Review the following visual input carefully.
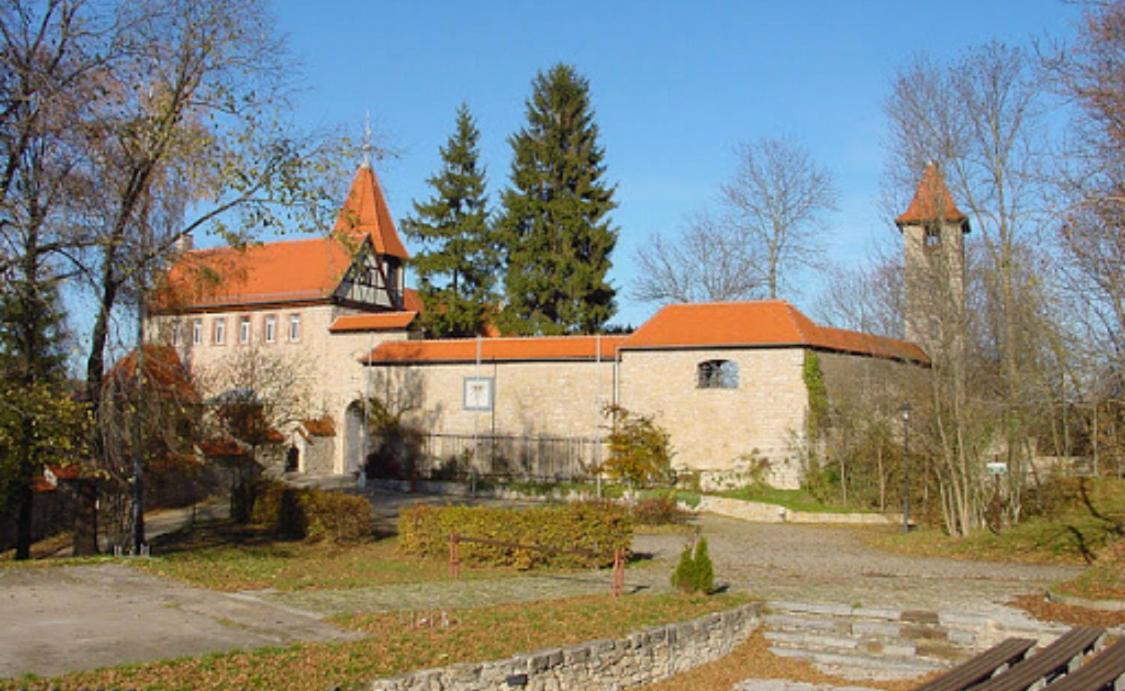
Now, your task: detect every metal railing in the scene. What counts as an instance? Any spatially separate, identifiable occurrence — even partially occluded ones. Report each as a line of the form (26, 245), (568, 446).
(419, 432), (604, 482)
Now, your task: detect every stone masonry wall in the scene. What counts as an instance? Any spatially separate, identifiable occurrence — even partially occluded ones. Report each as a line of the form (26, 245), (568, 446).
(368, 602), (762, 691)
(619, 347), (808, 489)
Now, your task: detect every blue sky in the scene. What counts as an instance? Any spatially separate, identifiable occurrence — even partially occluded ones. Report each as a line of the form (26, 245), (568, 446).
(271, 0), (1080, 328)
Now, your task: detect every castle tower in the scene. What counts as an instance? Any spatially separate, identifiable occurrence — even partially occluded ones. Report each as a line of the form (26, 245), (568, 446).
(895, 163), (970, 356)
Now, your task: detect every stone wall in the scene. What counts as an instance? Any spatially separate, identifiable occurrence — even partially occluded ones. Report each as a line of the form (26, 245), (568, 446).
(368, 603), (762, 691)
(620, 347), (808, 489)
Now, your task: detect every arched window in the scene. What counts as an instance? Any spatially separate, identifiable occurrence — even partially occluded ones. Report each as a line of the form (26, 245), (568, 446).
(697, 359), (739, 389)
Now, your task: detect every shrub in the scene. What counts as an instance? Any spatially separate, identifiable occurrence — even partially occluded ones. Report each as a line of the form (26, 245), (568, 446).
(251, 481), (373, 543)
(671, 536), (715, 594)
(603, 404), (674, 487)
(632, 494), (685, 525)
(398, 501), (632, 569)
(671, 544), (696, 592)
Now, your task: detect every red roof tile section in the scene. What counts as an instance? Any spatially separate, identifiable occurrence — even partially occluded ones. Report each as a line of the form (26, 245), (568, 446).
(403, 288), (424, 313)
(895, 163), (969, 228)
(152, 237), (352, 312)
(364, 301), (928, 365)
(333, 165), (409, 260)
(363, 334), (626, 364)
(106, 345), (199, 401)
(623, 301), (928, 363)
(329, 311), (417, 333)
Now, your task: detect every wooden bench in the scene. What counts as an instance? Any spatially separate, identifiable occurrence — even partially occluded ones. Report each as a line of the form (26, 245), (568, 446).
(975, 627), (1106, 691)
(1042, 638), (1125, 691)
(915, 637), (1037, 691)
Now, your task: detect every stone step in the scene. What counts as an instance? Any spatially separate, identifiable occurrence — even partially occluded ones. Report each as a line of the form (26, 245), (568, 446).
(763, 611), (978, 649)
(764, 630), (918, 660)
(769, 646), (944, 682)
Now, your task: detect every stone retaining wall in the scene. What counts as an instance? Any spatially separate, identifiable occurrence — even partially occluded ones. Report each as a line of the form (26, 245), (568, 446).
(368, 602), (762, 691)
(697, 496), (901, 526)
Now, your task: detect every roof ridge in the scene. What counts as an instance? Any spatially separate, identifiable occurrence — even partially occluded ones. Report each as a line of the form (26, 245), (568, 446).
(377, 333), (627, 347)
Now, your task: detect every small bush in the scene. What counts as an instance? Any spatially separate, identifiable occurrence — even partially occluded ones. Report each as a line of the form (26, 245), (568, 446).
(632, 495), (685, 525)
(398, 501), (632, 569)
(251, 481), (373, 543)
(671, 536), (715, 594)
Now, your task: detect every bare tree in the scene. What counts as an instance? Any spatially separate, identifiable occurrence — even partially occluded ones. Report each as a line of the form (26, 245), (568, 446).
(723, 137), (837, 299)
(198, 346), (314, 522)
(632, 137), (835, 306)
(631, 212), (762, 303)
(883, 43), (1060, 534)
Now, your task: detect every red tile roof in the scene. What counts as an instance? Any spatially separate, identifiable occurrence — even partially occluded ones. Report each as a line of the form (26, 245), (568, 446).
(333, 165), (409, 260)
(403, 288), (424, 313)
(329, 311), (417, 333)
(363, 301), (929, 365)
(895, 163), (969, 228)
(363, 334), (626, 364)
(152, 164), (412, 313)
(623, 301), (928, 363)
(106, 345), (199, 401)
(152, 236), (352, 312)
(301, 416), (336, 437)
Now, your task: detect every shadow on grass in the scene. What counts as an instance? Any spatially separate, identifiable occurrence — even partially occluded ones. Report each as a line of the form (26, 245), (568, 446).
(149, 519), (396, 556)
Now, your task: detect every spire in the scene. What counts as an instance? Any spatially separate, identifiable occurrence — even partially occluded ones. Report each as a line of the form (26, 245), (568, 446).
(361, 112), (373, 169)
(895, 163), (969, 231)
(333, 164), (409, 259)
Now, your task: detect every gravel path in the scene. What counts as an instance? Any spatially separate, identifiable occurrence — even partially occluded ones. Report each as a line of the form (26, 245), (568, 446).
(631, 515), (1083, 613)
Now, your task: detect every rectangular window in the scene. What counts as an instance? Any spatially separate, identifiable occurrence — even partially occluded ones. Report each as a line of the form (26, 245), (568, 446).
(171, 321), (181, 346)
(288, 314), (301, 342)
(192, 318), (203, 345)
(213, 318), (225, 345)
(264, 315), (277, 343)
(239, 316), (251, 344)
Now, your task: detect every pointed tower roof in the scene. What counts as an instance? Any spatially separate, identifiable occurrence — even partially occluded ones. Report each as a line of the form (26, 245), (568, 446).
(332, 164), (410, 259)
(895, 163), (969, 231)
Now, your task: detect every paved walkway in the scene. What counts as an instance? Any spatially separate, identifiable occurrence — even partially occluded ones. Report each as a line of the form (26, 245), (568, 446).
(0, 564), (361, 679)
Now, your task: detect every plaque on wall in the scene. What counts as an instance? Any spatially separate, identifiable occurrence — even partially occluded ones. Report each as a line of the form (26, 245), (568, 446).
(463, 377), (494, 411)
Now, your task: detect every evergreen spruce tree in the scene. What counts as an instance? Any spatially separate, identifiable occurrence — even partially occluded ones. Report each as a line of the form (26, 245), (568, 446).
(498, 64), (618, 335)
(0, 268), (87, 559)
(401, 103), (497, 337)
(671, 542), (696, 592)
(693, 537), (714, 594)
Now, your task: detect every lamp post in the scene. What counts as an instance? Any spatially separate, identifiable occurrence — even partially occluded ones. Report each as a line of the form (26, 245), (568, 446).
(900, 402), (911, 533)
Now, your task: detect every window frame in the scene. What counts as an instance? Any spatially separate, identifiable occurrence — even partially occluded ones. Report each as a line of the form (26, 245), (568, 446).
(264, 314), (277, 343)
(697, 359), (739, 389)
(239, 316), (251, 345)
(192, 318), (203, 345)
(213, 317), (226, 345)
(288, 314), (301, 343)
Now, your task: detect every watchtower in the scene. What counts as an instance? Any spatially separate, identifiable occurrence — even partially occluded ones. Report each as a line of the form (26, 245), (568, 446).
(895, 163), (970, 358)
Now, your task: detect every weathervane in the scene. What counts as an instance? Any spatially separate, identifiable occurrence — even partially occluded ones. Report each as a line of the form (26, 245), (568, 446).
(362, 111), (373, 168)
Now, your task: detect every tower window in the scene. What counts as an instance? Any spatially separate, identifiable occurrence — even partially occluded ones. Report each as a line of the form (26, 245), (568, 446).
(697, 359), (739, 389)
(924, 226), (941, 248)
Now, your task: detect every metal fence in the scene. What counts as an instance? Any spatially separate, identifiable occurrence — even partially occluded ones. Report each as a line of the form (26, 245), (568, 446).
(419, 433), (604, 482)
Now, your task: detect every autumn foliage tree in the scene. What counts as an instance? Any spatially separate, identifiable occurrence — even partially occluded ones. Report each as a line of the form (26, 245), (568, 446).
(602, 404), (673, 487)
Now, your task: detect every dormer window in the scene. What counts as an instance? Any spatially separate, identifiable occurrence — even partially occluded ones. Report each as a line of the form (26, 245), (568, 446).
(698, 359), (739, 389)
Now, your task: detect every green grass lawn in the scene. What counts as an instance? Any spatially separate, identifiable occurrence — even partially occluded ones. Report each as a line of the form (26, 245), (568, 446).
(127, 519), (509, 592)
(717, 485), (873, 514)
(9, 592), (750, 690)
(867, 478), (1124, 567)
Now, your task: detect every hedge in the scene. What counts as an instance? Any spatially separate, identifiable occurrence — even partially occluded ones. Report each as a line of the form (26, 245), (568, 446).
(398, 501), (632, 569)
(251, 481), (373, 543)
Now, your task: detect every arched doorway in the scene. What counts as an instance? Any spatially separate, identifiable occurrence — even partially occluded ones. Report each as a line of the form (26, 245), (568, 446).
(344, 401), (368, 475)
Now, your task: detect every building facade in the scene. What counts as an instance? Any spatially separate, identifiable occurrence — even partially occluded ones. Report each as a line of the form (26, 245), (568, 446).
(149, 162), (953, 489)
